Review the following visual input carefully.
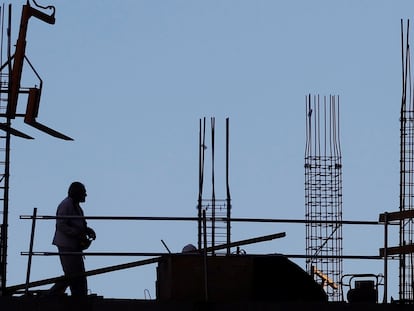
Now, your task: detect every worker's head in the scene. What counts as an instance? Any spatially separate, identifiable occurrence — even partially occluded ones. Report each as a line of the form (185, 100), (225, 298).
(68, 181), (87, 203)
(182, 244), (197, 253)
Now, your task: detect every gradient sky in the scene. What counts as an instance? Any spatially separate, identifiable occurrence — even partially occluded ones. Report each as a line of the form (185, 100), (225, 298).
(4, 0), (414, 300)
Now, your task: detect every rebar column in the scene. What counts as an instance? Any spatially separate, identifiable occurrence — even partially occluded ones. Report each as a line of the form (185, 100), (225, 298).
(197, 117), (231, 254)
(399, 19), (414, 301)
(305, 94), (343, 301)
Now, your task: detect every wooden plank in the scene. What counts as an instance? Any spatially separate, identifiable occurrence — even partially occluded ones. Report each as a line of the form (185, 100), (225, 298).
(379, 244), (414, 257)
(379, 210), (414, 222)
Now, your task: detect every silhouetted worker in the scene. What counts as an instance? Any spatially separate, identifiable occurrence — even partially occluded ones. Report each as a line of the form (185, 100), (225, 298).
(48, 181), (96, 296)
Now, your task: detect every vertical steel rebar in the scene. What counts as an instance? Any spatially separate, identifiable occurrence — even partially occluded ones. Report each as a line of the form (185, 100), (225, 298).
(197, 118), (231, 255)
(198, 118), (206, 250)
(211, 117), (215, 254)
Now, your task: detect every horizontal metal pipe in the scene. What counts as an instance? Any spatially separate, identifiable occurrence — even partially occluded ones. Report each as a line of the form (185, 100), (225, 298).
(19, 215), (384, 225)
(21, 232), (286, 257)
(21, 251), (386, 260)
(22, 252), (168, 256)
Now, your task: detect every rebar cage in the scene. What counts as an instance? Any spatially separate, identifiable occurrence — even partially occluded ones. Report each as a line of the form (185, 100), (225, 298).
(305, 94), (343, 301)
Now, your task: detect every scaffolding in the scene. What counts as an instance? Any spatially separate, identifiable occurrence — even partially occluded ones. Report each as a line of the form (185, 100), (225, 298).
(305, 94), (343, 301)
(0, 4), (9, 292)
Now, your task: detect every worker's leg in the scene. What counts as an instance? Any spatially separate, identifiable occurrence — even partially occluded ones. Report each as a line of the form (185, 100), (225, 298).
(59, 246), (87, 296)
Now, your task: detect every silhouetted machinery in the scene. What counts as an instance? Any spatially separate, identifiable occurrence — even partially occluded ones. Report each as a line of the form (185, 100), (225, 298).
(342, 274), (380, 303)
(347, 281), (377, 303)
(156, 254), (328, 303)
(0, 1), (73, 141)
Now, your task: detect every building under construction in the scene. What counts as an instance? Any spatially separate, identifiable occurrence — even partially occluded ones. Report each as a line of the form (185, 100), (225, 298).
(1, 1), (414, 310)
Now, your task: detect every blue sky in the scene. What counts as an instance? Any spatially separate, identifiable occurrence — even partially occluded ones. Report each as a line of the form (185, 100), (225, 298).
(4, 0), (414, 300)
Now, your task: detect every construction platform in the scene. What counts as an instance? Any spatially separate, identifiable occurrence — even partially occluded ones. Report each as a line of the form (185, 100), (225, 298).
(1, 296), (414, 311)
(1, 254), (406, 310)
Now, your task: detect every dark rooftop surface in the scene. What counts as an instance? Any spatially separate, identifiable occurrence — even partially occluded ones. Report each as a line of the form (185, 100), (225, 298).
(2, 296), (414, 311)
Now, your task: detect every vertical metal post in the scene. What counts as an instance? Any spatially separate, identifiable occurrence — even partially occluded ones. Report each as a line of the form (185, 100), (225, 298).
(24, 207), (37, 295)
(210, 117), (215, 254)
(225, 118), (231, 255)
(198, 119), (202, 250)
(383, 212), (388, 303)
(198, 118), (205, 250)
(202, 209), (208, 301)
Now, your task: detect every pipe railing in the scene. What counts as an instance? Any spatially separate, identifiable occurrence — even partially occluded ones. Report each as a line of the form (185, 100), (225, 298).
(13, 207), (398, 302)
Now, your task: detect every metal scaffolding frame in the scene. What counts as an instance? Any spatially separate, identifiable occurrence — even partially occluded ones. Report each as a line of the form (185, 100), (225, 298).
(305, 94), (343, 301)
